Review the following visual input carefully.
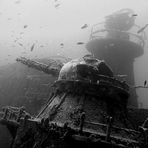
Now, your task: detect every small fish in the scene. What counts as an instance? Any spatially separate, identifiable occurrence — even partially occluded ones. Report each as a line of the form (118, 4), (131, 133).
(55, 3), (60, 8)
(24, 25), (28, 28)
(137, 24), (148, 34)
(132, 14), (138, 17)
(18, 43), (23, 46)
(30, 43), (35, 51)
(81, 24), (88, 29)
(144, 80), (147, 87)
(77, 42), (85, 45)
(15, 0), (21, 4)
(60, 43), (64, 48)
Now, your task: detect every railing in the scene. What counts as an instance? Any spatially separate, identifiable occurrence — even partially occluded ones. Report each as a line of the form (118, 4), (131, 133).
(89, 22), (146, 48)
(0, 106), (30, 122)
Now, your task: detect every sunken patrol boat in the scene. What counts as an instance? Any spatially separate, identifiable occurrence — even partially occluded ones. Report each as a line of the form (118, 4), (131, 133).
(1, 8), (148, 148)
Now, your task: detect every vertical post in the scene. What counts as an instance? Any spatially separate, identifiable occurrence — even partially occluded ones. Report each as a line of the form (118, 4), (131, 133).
(17, 108), (24, 122)
(3, 108), (8, 120)
(79, 112), (85, 134)
(105, 116), (112, 142)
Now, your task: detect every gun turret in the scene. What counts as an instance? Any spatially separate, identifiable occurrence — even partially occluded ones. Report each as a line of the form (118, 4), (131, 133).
(16, 57), (61, 76)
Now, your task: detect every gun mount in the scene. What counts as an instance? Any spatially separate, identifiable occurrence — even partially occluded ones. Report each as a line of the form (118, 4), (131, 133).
(1, 55), (148, 148)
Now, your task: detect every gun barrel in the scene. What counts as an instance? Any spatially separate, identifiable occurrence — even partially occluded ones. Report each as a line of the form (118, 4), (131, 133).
(16, 57), (59, 76)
